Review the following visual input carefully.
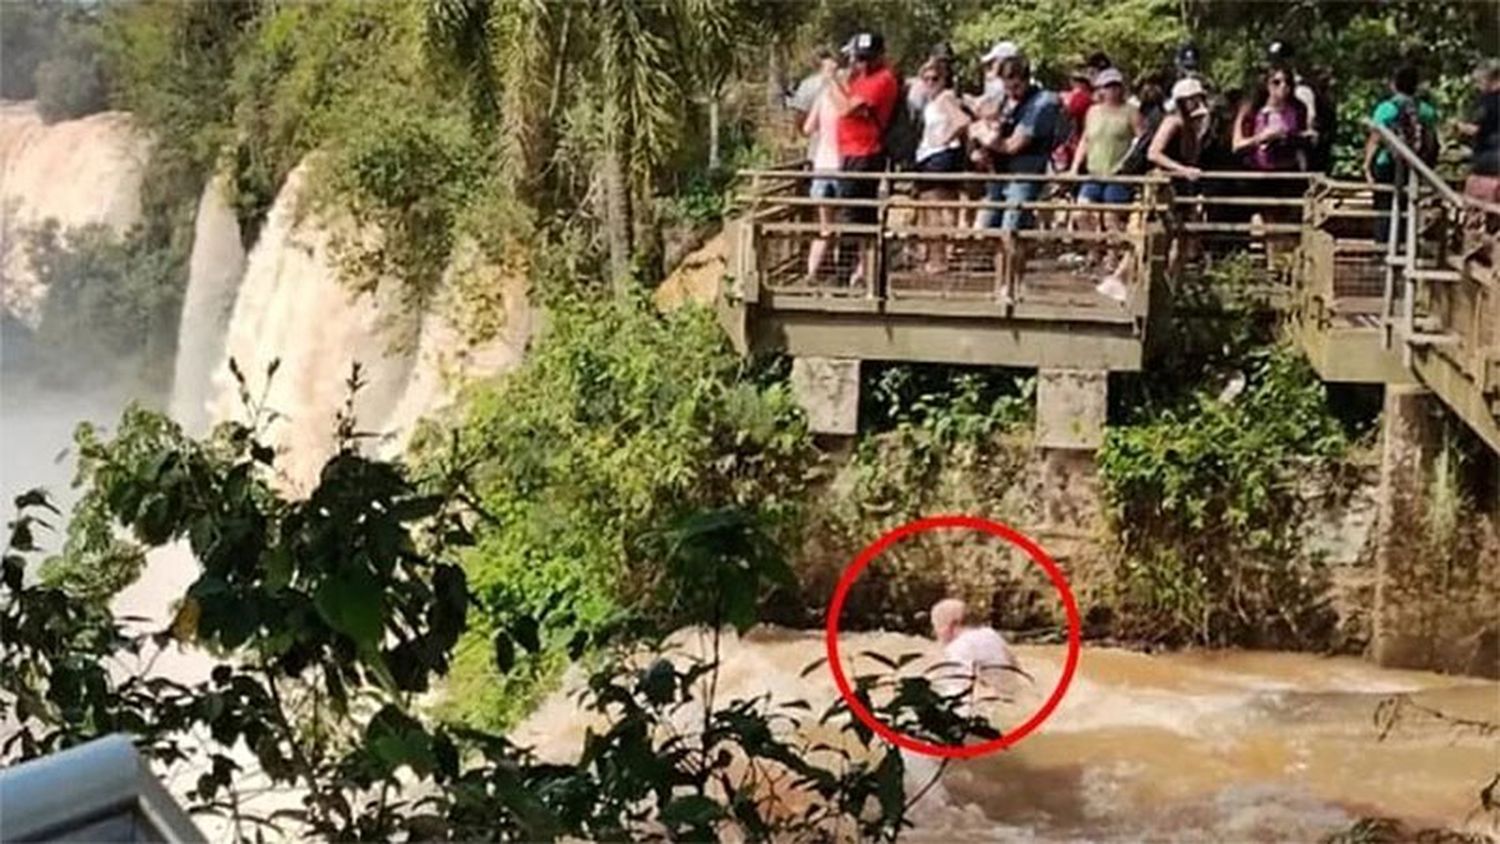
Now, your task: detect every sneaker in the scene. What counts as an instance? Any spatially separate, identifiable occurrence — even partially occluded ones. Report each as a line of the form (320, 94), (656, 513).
(1058, 251), (1088, 268)
(1095, 274), (1128, 303)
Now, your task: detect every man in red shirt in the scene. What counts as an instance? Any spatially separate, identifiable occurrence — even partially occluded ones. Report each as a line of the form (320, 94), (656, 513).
(822, 31), (899, 287)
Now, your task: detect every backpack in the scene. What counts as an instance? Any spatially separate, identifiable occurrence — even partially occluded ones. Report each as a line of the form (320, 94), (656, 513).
(884, 79), (922, 169)
(1394, 95), (1439, 166)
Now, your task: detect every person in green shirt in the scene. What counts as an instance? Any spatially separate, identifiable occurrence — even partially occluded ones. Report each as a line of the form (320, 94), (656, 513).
(1363, 66), (1439, 244)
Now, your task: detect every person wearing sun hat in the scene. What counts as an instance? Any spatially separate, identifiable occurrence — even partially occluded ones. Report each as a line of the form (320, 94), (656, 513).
(1149, 76), (1214, 184)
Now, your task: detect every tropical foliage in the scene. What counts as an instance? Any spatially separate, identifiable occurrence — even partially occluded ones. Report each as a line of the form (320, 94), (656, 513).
(2, 398), (993, 841)
(412, 293), (815, 727)
(1097, 260), (1353, 646)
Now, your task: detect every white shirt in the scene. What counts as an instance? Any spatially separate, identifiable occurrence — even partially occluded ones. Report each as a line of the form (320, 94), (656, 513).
(808, 89), (842, 171)
(1294, 77), (1318, 134)
(916, 92), (963, 162)
(943, 626), (1017, 677)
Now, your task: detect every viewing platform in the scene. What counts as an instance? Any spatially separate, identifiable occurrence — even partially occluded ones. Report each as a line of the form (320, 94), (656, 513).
(718, 131), (1500, 453)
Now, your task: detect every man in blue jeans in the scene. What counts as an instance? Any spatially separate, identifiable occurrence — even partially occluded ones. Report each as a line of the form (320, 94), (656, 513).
(972, 56), (1061, 298)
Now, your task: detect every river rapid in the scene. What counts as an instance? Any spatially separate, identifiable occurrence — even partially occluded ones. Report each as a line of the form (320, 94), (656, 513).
(515, 627), (1500, 842)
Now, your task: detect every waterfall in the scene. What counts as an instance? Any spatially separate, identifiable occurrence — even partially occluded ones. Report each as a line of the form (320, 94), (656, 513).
(0, 103), (147, 516)
(0, 102), (148, 324)
(204, 161), (418, 493)
(378, 245), (533, 456)
(168, 173), (246, 434)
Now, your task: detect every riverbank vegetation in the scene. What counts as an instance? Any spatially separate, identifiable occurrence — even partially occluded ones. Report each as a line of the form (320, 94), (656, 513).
(412, 293), (815, 727)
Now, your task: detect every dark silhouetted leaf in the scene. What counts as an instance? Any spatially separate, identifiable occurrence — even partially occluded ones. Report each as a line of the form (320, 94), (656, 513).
(661, 794), (724, 829)
(493, 631), (516, 673)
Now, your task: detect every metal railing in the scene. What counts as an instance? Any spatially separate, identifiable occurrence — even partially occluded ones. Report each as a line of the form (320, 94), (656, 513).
(732, 170), (1173, 322)
(1366, 117), (1500, 391)
(727, 152), (1500, 446)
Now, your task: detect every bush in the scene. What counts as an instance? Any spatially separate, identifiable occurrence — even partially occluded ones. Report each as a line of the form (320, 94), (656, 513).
(26, 221), (183, 391)
(1098, 344), (1350, 646)
(34, 23), (108, 123)
(322, 104), (489, 309)
(1, 1), (63, 100)
(412, 293), (815, 727)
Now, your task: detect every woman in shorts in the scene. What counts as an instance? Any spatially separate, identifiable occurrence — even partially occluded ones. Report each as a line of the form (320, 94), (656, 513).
(1069, 67), (1140, 296)
(912, 57), (970, 273)
(801, 50), (843, 281)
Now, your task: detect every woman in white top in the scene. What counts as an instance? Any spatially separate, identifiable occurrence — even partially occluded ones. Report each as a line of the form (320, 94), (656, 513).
(913, 57), (970, 274)
(800, 51), (843, 281)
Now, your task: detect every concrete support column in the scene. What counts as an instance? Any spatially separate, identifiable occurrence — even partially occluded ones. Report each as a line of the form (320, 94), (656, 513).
(791, 357), (860, 436)
(1035, 369), (1108, 530)
(1372, 385), (1437, 668)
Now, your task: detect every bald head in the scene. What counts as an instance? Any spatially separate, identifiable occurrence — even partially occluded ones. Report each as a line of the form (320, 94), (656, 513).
(931, 598), (967, 644)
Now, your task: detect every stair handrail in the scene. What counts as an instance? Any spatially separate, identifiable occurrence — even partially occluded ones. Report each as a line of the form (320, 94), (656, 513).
(1364, 118), (1500, 214)
(1364, 117), (1498, 376)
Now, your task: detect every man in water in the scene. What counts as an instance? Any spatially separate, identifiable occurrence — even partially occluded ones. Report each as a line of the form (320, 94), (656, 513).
(930, 598), (1029, 699)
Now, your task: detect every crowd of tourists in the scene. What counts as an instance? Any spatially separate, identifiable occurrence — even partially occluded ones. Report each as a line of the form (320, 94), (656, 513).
(787, 32), (1500, 297)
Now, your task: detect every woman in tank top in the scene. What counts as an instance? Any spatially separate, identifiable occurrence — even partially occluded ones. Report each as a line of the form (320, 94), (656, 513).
(913, 57), (970, 274)
(800, 51), (844, 282)
(1233, 67), (1308, 180)
(1068, 67), (1141, 298)
(1232, 67), (1308, 267)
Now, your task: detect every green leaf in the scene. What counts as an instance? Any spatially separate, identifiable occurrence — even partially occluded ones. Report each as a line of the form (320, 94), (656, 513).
(8, 518), (36, 553)
(313, 566), (385, 651)
(2, 554), (22, 591)
(13, 488), (55, 513)
(263, 547), (293, 591)
(639, 658), (676, 705)
(799, 657), (827, 678)
(366, 704), (435, 775)
(660, 794), (724, 830)
(874, 750), (906, 820)
(567, 629), (590, 660)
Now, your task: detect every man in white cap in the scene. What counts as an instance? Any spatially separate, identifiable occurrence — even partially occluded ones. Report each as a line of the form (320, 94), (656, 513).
(965, 41), (1023, 228)
(966, 39), (1021, 114)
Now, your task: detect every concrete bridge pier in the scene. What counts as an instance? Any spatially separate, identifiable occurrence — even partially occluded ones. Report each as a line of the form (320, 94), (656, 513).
(790, 356), (861, 436)
(1372, 385), (1438, 669)
(1036, 368), (1108, 531)
(1373, 385), (1500, 676)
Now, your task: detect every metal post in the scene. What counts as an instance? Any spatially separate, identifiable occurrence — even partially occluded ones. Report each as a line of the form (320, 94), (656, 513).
(1403, 163), (1421, 368)
(1381, 163), (1403, 349)
(874, 173), (889, 301)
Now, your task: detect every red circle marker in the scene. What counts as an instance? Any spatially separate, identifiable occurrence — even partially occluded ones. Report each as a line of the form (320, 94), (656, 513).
(823, 514), (1081, 759)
